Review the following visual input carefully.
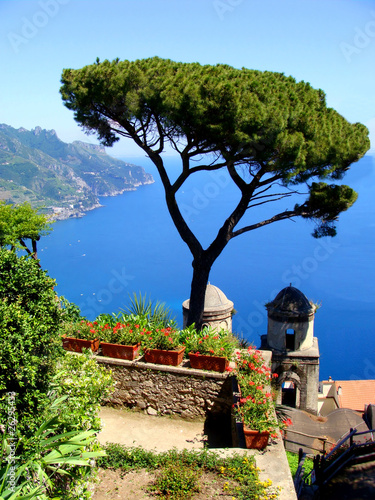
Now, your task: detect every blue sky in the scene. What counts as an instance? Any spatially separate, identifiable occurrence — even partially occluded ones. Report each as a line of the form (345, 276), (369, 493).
(1, 0), (374, 157)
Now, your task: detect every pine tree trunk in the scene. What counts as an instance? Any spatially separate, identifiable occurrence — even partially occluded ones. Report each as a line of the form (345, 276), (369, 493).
(186, 258), (212, 329)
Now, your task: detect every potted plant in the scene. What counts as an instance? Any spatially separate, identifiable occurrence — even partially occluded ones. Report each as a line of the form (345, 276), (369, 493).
(99, 321), (143, 360)
(184, 326), (238, 372)
(234, 346), (279, 449)
(141, 327), (185, 366)
(61, 320), (100, 353)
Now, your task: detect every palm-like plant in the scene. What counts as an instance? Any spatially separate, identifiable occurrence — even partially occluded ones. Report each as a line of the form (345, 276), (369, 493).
(0, 396), (105, 499)
(123, 292), (177, 328)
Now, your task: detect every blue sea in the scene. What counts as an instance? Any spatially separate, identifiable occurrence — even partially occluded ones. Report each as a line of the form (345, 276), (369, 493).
(39, 154), (375, 382)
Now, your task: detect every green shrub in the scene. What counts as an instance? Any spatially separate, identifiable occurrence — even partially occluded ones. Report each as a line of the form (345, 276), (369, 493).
(98, 445), (280, 499)
(153, 462), (201, 499)
(49, 350), (114, 432)
(0, 249), (63, 434)
(286, 451), (314, 479)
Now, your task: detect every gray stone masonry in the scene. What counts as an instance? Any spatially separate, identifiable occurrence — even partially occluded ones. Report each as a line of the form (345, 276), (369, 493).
(96, 356), (234, 419)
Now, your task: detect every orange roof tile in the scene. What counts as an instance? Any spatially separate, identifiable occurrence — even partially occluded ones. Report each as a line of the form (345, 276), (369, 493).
(335, 380), (375, 412)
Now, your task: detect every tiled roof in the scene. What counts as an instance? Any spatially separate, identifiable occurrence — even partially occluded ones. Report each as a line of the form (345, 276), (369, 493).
(335, 380), (375, 412)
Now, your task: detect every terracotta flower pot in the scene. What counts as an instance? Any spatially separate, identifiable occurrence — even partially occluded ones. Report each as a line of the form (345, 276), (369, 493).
(188, 353), (228, 372)
(144, 347), (185, 366)
(101, 342), (141, 360)
(243, 425), (270, 450)
(62, 336), (99, 353)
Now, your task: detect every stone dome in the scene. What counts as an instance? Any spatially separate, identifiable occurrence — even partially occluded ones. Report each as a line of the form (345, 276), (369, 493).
(267, 285), (315, 319)
(182, 284), (234, 331)
(203, 284), (233, 312)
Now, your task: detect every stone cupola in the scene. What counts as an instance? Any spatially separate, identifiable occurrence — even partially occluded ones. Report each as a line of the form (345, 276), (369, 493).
(182, 284), (234, 332)
(263, 284), (320, 415)
(266, 285), (316, 352)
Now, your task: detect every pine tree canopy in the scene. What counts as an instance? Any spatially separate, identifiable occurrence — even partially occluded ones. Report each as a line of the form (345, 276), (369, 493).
(60, 57), (370, 326)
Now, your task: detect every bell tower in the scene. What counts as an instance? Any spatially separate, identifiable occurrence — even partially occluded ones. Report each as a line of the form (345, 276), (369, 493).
(261, 285), (320, 415)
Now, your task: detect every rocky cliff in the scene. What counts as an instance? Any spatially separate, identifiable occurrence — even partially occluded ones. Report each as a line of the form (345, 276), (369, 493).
(0, 124), (154, 219)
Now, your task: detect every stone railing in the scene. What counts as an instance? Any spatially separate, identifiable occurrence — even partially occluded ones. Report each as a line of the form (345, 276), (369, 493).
(96, 355), (234, 420)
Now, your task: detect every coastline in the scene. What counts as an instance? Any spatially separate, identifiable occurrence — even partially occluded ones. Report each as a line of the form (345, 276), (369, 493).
(49, 178), (155, 221)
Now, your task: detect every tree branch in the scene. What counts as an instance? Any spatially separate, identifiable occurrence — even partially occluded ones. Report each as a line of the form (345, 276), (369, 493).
(247, 193), (293, 209)
(232, 209), (300, 237)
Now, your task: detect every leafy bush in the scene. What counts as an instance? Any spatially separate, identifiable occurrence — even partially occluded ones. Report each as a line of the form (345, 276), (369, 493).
(49, 350), (114, 432)
(153, 462), (201, 499)
(60, 296), (83, 323)
(0, 249), (63, 434)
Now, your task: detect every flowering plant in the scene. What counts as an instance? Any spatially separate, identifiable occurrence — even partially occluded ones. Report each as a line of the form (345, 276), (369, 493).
(60, 320), (100, 341)
(99, 321), (143, 346)
(183, 326), (239, 361)
(234, 346), (279, 435)
(140, 326), (183, 351)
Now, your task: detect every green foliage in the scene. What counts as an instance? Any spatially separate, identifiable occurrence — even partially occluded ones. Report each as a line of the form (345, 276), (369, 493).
(0, 201), (51, 256)
(97, 443), (162, 471)
(0, 249), (63, 433)
(297, 182), (359, 237)
(286, 451), (314, 479)
(60, 295), (83, 322)
(182, 325), (239, 361)
(60, 57), (369, 175)
(140, 326), (183, 351)
(124, 292), (177, 328)
(60, 319), (100, 341)
(152, 462), (201, 499)
(99, 319), (144, 345)
(98, 445), (279, 499)
(0, 396), (105, 500)
(234, 347), (279, 434)
(49, 351), (114, 432)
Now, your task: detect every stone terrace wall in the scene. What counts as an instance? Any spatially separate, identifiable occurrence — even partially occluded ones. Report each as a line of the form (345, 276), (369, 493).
(96, 356), (233, 420)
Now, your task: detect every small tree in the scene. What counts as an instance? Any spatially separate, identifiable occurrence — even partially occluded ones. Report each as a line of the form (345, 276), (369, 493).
(0, 201), (52, 262)
(60, 57), (370, 328)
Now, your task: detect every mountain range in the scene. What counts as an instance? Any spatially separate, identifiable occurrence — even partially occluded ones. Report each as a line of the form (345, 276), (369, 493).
(0, 124), (154, 219)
